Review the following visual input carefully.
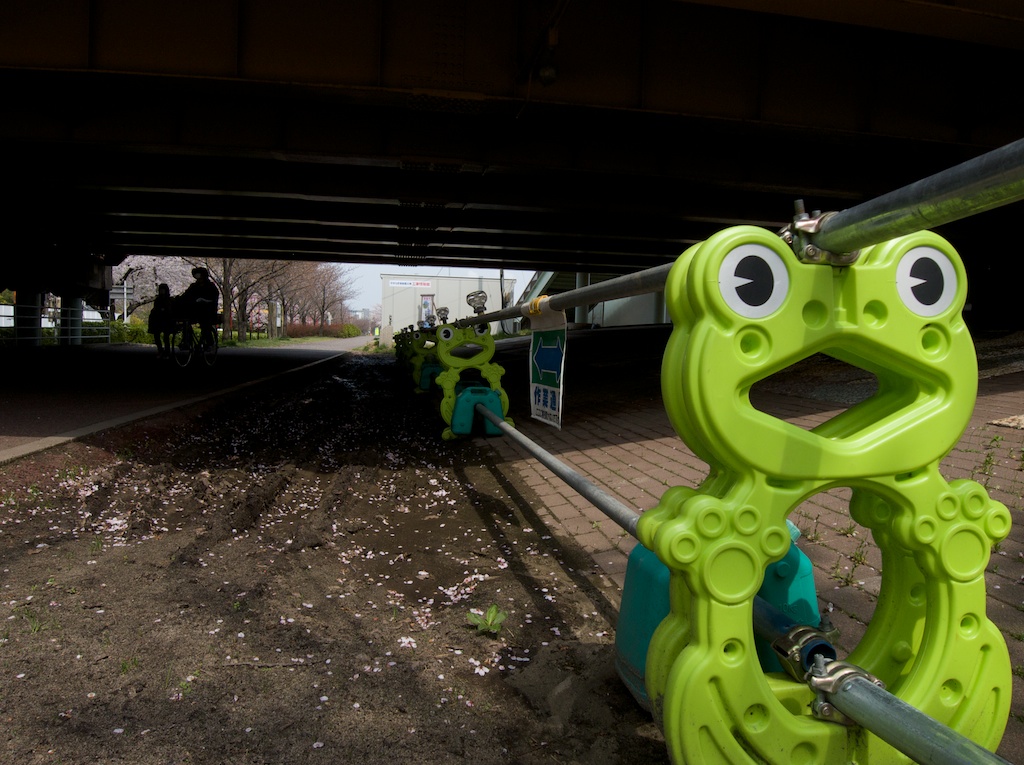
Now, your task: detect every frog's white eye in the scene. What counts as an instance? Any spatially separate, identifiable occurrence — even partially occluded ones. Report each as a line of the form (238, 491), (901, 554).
(718, 243), (789, 319)
(474, 324), (489, 336)
(896, 247), (958, 317)
(438, 327), (455, 341)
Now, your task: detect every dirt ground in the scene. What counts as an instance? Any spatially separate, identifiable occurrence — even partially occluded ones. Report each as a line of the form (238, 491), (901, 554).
(0, 353), (669, 764)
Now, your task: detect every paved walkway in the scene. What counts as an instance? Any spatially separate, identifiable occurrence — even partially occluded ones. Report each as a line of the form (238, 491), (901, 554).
(477, 344), (1024, 762)
(0, 338), (368, 463)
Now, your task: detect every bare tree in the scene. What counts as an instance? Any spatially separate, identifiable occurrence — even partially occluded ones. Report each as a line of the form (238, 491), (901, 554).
(292, 264), (321, 326)
(270, 262), (355, 334)
(264, 262), (315, 335)
(307, 264), (356, 334)
(269, 262), (320, 337)
(195, 258), (292, 342)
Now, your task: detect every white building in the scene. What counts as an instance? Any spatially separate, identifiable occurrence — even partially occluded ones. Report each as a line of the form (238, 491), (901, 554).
(380, 273), (515, 343)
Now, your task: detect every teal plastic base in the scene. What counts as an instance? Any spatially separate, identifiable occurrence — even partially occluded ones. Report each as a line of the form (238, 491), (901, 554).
(754, 524), (820, 673)
(419, 362), (442, 391)
(615, 542), (671, 711)
(450, 386), (505, 436)
(614, 520), (819, 711)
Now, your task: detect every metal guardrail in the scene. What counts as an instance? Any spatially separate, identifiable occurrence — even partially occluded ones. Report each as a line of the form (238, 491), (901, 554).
(820, 668), (1014, 765)
(51, 307), (113, 345)
(807, 136), (1024, 259)
(0, 305), (113, 346)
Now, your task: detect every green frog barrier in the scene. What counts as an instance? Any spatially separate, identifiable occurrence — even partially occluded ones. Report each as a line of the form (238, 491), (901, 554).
(639, 225), (1011, 764)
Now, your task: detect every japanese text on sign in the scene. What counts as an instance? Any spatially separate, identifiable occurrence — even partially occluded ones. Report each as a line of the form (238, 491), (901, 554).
(529, 319), (566, 429)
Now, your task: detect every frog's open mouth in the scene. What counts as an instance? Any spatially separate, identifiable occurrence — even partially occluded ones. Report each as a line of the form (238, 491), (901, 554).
(450, 341), (487, 361)
(750, 353), (880, 430)
(746, 343), (946, 450)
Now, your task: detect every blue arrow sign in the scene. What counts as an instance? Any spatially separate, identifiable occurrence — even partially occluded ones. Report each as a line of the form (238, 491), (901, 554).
(529, 318), (566, 429)
(532, 333), (564, 385)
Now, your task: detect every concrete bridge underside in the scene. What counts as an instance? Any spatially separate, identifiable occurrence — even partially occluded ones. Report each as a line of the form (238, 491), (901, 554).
(3, 0), (1024, 330)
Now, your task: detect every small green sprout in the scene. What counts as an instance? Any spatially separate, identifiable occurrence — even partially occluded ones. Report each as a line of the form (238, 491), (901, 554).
(467, 604), (507, 635)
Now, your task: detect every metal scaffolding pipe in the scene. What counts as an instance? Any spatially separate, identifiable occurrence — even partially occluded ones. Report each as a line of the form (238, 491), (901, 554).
(474, 402), (639, 537)
(752, 599), (837, 676)
(455, 263), (674, 329)
(825, 674), (1013, 765)
(813, 136), (1024, 256)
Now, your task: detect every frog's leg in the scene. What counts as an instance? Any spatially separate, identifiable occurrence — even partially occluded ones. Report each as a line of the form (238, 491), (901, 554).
(479, 362), (512, 424)
(855, 473), (1011, 747)
(642, 480), (856, 765)
(436, 367), (460, 439)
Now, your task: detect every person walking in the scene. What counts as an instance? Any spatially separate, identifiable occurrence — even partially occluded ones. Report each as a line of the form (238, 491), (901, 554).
(148, 283), (175, 358)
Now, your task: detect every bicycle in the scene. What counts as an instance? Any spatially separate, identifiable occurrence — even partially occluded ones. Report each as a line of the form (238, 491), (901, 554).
(171, 319), (219, 368)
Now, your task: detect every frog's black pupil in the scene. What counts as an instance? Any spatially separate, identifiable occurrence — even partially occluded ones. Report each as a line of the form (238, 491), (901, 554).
(736, 255), (773, 307)
(910, 257), (943, 306)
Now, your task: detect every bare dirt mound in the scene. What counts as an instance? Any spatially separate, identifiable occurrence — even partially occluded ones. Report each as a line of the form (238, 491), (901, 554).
(0, 353), (667, 764)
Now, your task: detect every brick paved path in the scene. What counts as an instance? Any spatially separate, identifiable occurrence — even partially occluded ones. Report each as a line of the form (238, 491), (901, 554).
(478, 353), (1024, 762)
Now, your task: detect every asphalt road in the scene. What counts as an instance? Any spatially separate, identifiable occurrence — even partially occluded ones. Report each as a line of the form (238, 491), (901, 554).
(0, 336), (371, 463)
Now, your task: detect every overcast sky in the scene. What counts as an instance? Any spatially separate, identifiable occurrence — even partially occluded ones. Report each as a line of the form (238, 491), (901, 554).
(344, 263), (536, 311)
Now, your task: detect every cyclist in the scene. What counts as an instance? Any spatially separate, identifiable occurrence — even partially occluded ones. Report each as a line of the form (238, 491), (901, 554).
(177, 266), (219, 348)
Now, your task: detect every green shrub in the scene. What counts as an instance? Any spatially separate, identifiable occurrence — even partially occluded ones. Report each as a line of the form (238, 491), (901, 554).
(284, 322), (363, 339)
(110, 320), (151, 344)
(0, 320), (147, 346)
